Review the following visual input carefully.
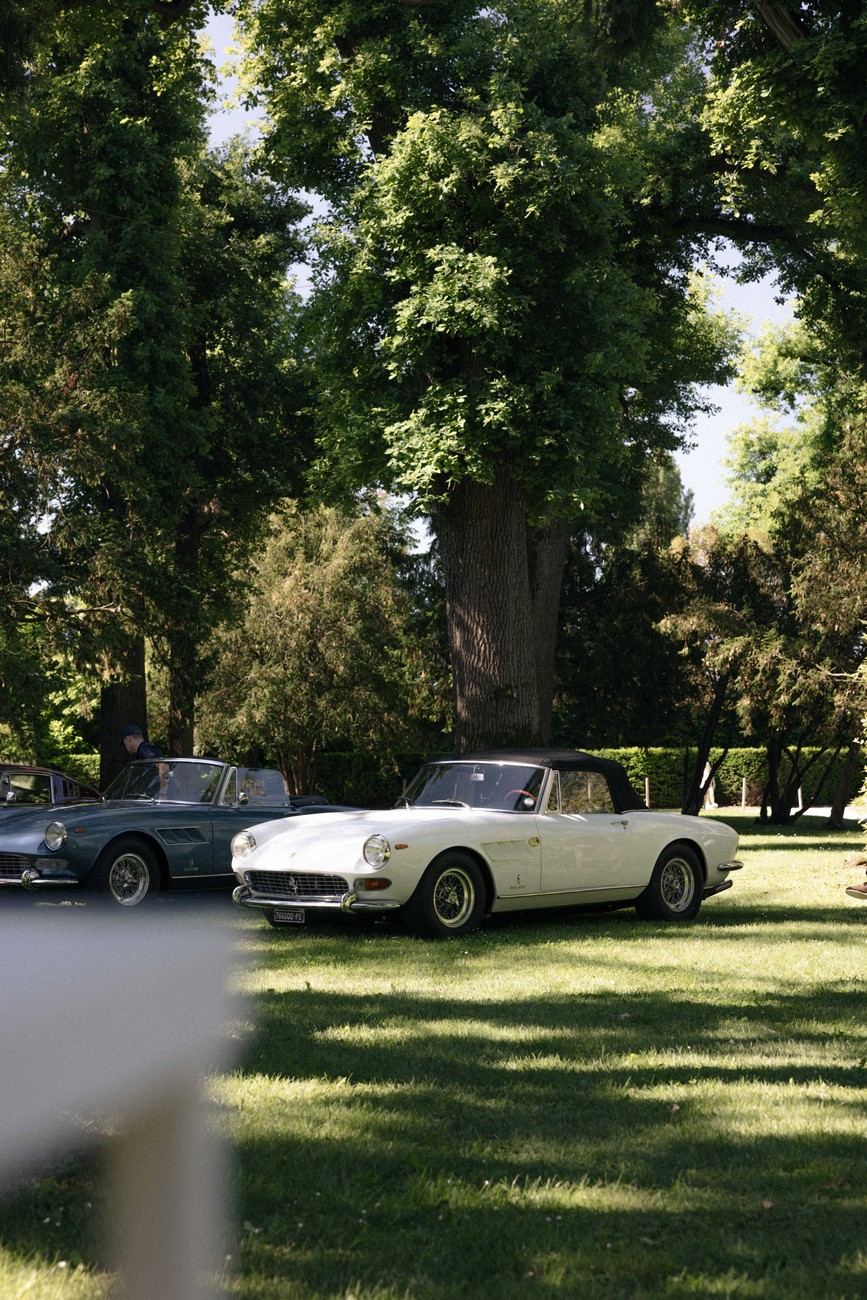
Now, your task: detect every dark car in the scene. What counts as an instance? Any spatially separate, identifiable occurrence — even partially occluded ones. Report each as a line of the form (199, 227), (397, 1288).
(0, 757), (350, 906)
(0, 764), (100, 810)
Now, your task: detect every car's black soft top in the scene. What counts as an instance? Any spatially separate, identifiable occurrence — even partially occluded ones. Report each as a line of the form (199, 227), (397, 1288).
(430, 748), (646, 813)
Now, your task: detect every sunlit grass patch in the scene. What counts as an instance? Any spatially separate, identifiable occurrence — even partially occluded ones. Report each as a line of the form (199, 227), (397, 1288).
(0, 1257), (114, 1300)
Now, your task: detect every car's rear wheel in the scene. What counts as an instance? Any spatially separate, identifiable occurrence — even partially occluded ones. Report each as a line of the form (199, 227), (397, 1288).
(88, 837), (160, 906)
(635, 844), (702, 922)
(402, 852), (486, 938)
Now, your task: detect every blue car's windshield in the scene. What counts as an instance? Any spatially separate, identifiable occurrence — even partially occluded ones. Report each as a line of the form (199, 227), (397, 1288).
(399, 762), (546, 812)
(103, 760), (225, 805)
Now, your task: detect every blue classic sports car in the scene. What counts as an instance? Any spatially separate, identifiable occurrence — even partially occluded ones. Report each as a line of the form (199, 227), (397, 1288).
(0, 757), (347, 906)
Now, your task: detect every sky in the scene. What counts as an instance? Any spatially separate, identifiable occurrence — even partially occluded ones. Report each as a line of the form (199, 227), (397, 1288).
(202, 14), (795, 530)
(675, 270), (793, 527)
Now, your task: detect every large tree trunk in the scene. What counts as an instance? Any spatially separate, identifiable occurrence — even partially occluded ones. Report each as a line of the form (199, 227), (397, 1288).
(166, 509), (201, 757)
(763, 740), (836, 825)
(680, 671), (732, 815)
(527, 517), (570, 746)
(99, 634), (147, 788)
(757, 1), (807, 51)
(167, 642), (196, 757)
(434, 473), (542, 750)
(278, 742), (317, 797)
(826, 740), (861, 830)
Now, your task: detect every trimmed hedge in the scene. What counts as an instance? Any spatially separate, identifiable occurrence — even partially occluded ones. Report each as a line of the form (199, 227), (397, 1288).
(314, 751), (427, 808)
(315, 746), (866, 810)
(594, 746), (865, 810)
(62, 753), (101, 789)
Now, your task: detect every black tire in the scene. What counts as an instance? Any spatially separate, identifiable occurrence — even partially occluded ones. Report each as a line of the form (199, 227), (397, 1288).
(88, 837), (160, 907)
(401, 852), (486, 938)
(635, 844), (703, 922)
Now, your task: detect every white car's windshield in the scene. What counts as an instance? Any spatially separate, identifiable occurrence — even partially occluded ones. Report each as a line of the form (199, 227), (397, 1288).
(399, 762), (546, 811)
(103, 761), (225, 805)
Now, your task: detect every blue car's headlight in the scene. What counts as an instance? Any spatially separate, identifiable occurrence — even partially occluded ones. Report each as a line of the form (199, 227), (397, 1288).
(232, 831), (257, 860)
(363, 835), (391, 868)
(44, 821), (68, 852)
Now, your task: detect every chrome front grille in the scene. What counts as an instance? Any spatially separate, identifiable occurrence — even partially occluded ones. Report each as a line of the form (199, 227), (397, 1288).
(0, 853), (28, 880)
(247, 870), (348, 898)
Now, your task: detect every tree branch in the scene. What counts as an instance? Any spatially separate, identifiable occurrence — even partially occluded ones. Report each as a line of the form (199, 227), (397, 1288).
(757, 2), (807, 52)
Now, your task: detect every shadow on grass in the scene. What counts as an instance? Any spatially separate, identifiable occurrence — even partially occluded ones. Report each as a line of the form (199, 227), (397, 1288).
(733, 837), (863, 853)
(485, 902), (866, 930)
(0, 1151), (105, 1280)
(250, 894), (864, 938)
(224, 969), (867, 1297)
(705, 812), (864, 845)
(242, 975), (867, 1091)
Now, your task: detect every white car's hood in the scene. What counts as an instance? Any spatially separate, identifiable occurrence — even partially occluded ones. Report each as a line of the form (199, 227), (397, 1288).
(238, 806), (530, 872)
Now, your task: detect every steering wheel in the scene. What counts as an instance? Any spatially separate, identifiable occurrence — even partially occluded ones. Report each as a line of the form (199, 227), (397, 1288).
(506, 789), (535, 800)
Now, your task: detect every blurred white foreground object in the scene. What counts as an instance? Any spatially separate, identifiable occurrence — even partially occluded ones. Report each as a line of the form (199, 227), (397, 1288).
(0, 909), (239, 1299)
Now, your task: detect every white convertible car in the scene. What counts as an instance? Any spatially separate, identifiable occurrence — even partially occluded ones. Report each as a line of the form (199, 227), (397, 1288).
(231, 750), (743, 938)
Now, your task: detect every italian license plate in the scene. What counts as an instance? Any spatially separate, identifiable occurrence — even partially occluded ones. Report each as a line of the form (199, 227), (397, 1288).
(273, 908), (305, 925)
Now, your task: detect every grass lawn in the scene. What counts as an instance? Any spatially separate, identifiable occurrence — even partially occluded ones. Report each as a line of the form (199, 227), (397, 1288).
(1, 810), (866, 1298)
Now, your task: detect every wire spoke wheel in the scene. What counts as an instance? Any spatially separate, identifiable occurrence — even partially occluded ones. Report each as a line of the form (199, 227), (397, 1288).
(403, 851), (486, 938)
(659, 855), (696, 913)
(108, 852), (153, 905)
(432, 867), (476, 928)
(636, 844), (702, 922)
(89, 837), (159, 907)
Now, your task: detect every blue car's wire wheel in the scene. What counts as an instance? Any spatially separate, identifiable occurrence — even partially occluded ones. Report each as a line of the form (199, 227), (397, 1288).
(89, 837), (160, 906)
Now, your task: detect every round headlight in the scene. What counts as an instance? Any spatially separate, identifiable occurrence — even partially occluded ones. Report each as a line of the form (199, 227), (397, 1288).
(231, 830), (257, 860)
(363, 834), (391, 868)
(44, 821), (68, 852)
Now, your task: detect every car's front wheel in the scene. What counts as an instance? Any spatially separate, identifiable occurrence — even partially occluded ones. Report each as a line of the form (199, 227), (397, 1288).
(88, 837), (160, 906)
(635, 844), (702, 922)
(402, 852), (486, 938)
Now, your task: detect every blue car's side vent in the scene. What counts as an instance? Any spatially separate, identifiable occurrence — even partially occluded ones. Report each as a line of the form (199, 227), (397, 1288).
(157, 827), (209, 845)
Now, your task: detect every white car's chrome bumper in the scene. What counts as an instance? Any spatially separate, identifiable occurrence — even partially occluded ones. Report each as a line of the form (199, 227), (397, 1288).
(232, 884), (401, 914)
(702, 858), (743, 900)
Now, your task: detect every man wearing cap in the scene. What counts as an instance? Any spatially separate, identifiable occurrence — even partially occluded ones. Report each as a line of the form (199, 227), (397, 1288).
(121, 726), (164, 760)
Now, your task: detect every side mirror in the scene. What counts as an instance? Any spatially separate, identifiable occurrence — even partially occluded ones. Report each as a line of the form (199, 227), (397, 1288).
(238, 791), (249, 805)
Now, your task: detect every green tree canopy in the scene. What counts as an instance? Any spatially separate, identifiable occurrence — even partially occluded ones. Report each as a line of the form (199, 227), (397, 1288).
(197, 499), (443, 791)
(0, 1), (312, 773)
(683, 1), (867, 368)
(236, 0), (737, 748)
